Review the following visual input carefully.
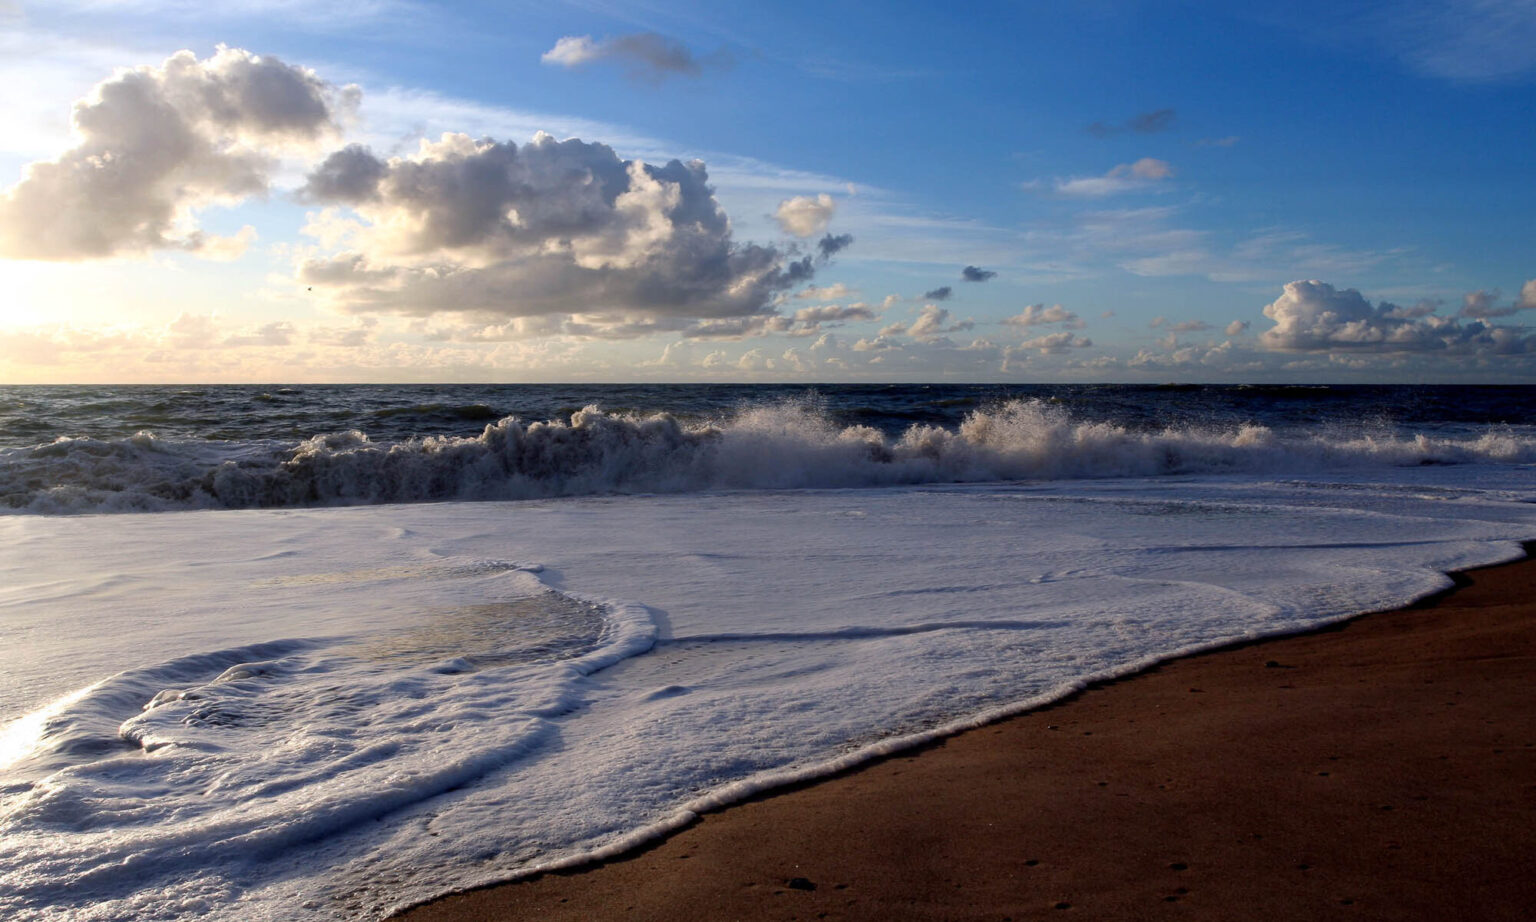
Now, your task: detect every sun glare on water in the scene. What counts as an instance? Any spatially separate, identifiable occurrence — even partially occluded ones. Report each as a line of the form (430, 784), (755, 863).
(0, 684), (96, 773)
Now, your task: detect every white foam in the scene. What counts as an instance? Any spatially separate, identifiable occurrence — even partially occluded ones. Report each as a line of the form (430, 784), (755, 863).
(3, 400), (1533, 513)
(0, 466), (1532, 919)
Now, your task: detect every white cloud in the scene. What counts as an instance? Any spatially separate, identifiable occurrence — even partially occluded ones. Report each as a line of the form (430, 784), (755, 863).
(0, 47), (355, 260)
(774, 193), (836, 237)
(907, 304), (974, 342)
(1225, 319), (1251, 337)
(1260, 279), (1536, 354)
(794, 281), (856, 301)
(542, 33), (714, 82)
(1376, 0), (1536, 81)
(296, 132), (822, 337)
(1047, 158), (1176, 198)
(1002, 304), (1084, 328)
(41, 0), (416, 28)
(1010, 331), (1094, 355)
(1032, 209), (1399, 285)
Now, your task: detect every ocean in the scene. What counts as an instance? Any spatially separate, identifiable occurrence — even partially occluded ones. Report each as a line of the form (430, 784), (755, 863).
(1, 383), (1534, 920)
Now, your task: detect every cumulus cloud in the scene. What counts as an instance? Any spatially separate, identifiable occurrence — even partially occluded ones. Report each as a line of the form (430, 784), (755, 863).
(297, 132), (825, 337)
(908, 304), (973, 341)
(923, 285), (953, 301)
(1003, 304), (1084, 328)
(541, 33), (715, 82)
(1009, 331), (1094, 355)
(1087, 108), (1176, 137)
(1048, 158), (1175, 198)
(1458, 283), (1536, 318)
(961, 265), (996, 282)
(0, 46), (353, 260)
(1260, 279), (1536, 355)
(1225, 319), (1251, 337)
(774, 193), (835, 237)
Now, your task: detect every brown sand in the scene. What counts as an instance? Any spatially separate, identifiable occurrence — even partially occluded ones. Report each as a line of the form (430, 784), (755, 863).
(395, 551), (1536, 922)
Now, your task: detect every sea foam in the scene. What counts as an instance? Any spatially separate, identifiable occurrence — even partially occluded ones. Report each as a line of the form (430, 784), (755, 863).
(4, 399), (1532, 514)
(1, 471), (1533, 920)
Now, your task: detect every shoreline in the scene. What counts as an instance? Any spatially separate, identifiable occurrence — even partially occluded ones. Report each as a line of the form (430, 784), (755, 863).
(396, 550), (1536, 920)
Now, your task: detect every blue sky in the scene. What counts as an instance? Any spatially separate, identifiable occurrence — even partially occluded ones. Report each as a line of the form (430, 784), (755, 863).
(0, 0), (1533, 382)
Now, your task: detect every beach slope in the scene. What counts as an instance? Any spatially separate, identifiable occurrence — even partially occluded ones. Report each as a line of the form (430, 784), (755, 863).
(398, 552), (1536, 921)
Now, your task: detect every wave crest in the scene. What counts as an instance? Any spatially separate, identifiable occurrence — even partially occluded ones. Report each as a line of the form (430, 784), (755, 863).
(3, 399), (1532, 514)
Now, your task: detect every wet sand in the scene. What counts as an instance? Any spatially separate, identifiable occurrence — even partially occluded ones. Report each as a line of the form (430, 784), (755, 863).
(396, 550), (1536, 921)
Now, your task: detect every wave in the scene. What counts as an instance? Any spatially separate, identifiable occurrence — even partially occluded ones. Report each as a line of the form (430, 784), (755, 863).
(2, 399), (1532, 514)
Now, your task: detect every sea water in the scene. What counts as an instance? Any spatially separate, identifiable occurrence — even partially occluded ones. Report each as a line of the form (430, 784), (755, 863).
(1, 385), (1533, 920)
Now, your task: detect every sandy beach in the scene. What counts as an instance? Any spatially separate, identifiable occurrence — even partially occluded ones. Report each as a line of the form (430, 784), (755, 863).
(396, 548), (1536, 922)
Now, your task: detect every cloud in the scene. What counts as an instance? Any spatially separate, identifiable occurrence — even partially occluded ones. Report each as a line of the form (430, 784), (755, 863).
(1375, 0), (1536, 82)
(1048, 158), (1175, 198)
(1130, 109), (1177, 133)
(1167, 319), (1211, 333)
(1037, 210), (1400, 284)
(923, 285), (953, 301)
(297, 132), (823, 337)
(1458, 283), (1536, 318)
(222, 320), (297, 347)
(1196, 136), (1242, 148)
(794, 282), (856, 301)
(0, 46), (354, 260)
(774, 193), (836, 237)
(1003, 304), (1084, 328)
(1009, 331), (1094, 355)
(961, 265), (996, 282)
(908, 304), (973, 341)
(1259, 279), (1536, 354)
(541, 33), (716, 82)
(817, 232), (853, 259)
(1225, 319), (1251, 336)
(1086, 108), (1176, 137)
(792, 303), (877, 325)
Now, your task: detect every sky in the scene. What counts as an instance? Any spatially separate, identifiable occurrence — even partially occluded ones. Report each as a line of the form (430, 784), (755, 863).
(0, 0), (1534, 384)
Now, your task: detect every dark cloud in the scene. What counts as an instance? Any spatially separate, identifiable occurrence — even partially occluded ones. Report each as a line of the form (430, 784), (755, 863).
(541, 33), (723, 83)
(1458, 285), (1536, 319)
(1260, 280), (1536, 355)
(0, 47), (353, 260)
(1086, 108), (1177, 137)
(793, 304), (877, 325)
(298, 133), (824, 338)
(1130, 108), (1177, 133)
(300, 144), (387, 204)
(817, 233), (853, 260)
(923, 285), (953, 301)
(961, 265), (996, 282)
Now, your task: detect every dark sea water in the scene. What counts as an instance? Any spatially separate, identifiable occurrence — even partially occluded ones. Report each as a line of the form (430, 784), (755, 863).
(2, 383), (1533, 513)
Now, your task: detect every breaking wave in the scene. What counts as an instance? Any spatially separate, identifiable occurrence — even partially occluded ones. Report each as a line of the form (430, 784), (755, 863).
(3, 399), (1533, 514)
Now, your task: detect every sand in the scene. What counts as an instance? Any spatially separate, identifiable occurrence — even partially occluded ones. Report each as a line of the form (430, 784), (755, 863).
(394, 550), (1536, 921)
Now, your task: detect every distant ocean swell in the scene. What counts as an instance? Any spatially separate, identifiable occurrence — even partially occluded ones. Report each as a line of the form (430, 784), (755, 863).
(3, 399), (1533, 514)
